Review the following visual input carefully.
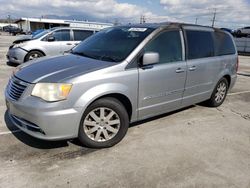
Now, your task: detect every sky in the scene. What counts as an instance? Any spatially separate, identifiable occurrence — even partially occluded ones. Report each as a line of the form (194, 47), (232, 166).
(0, 0), (249, 28)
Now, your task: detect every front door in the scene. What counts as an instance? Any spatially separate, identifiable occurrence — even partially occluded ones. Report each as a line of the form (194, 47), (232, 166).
(42, 29), (73, 56)
(138, 30), (187, 120)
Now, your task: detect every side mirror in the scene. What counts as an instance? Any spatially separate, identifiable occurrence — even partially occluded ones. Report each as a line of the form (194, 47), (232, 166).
(47, 36), (55, 42)
(142, 52), (159, 66)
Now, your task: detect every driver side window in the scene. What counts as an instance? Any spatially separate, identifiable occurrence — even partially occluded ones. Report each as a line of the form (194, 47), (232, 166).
(144, 30), (183, 64)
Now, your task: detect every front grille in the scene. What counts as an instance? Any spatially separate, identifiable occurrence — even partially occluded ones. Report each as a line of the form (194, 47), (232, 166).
(7, 77), (28, 101)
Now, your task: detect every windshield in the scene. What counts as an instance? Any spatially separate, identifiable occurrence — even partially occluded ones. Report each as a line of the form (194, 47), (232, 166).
(71, 26), (155, 62)
(32, 30), (50, 39)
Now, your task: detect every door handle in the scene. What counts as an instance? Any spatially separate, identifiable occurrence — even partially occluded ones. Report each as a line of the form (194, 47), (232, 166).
(66, 43), (73, 45)
(175, 68), (185, 73)
(189, 66), (197, 71)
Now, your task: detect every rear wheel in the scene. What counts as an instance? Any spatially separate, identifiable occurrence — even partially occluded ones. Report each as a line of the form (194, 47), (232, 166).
(25, 51), (44, 62)
(206, 78), (229, 107)
(78, 98), (129, 148)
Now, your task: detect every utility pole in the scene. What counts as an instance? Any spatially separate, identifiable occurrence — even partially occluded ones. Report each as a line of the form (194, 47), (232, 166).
(8, 15), (11, 25)
(140, 15), (146, 24)
(211, 8), (217, 27)
(195, 17), (198, 25)
(142, 15), (146, 23)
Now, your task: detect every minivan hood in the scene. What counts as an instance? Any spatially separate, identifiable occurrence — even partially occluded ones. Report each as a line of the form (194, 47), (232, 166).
(15, 54), (115, 83)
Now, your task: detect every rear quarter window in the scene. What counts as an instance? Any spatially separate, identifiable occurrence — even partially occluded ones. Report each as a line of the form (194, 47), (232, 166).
(214, 32), (236, 56)
(73, 30), (93, 41)
(186, 30), (214, 59)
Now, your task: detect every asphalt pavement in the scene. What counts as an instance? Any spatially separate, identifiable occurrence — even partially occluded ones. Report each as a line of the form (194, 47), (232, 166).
(0, 33), (250, 188)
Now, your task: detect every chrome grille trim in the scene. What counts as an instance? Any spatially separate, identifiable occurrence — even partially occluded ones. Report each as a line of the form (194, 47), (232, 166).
(7, 77), (28, 101)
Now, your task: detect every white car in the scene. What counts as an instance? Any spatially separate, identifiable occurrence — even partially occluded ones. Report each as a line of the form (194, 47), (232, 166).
(237, 27), (250, 36)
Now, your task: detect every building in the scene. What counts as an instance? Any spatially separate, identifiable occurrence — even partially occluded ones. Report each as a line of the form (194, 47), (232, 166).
(15, 17), (113, 33)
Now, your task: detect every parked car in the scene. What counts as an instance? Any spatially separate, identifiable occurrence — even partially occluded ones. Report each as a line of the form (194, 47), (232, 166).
(6, 27), (99, 64)
(3, 25), (24, 35)
(236, 27), (250, 37)
(5, 23), (238, 148)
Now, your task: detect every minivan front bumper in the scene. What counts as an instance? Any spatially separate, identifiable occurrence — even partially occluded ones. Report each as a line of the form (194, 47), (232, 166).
(5, 92), (83, 141)
(7, 47), (27, 64)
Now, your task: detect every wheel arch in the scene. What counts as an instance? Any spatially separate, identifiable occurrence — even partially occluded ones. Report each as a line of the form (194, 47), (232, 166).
(88, 93), (133, 121)
(24, 49), (46, 62)
(223, 74), (231, 87)
(74, 82), (136, 123)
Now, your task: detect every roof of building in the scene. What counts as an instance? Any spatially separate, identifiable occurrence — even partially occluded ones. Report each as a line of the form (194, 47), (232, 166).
(15, 17), (113, 26)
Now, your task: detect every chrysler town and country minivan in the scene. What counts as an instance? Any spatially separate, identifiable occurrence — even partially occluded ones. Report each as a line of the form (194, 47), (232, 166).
(5, 23), (238, 148)
(7, 27), (100, 64)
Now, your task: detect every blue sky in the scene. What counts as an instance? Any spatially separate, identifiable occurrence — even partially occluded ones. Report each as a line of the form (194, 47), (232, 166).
(0, 0), (249, 28)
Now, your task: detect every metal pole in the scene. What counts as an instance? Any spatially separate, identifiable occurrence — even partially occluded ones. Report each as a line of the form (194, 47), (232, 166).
(212, 8), (217, 27)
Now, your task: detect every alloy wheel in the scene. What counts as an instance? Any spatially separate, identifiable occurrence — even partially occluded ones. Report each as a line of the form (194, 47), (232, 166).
(83, 107), (121, 142)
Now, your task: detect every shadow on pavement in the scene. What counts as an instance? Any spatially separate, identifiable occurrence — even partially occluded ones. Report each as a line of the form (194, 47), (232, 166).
(6, 61), (18, 67)
(4, 105), (196, 150)
(130, 105), (195, 127)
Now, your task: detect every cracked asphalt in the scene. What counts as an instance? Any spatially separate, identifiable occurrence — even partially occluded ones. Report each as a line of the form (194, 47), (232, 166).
(0, 33), (250, 188)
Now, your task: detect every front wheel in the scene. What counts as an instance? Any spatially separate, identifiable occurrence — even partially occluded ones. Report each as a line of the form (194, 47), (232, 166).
(25, 51), (44, 62)
(206, 78), (229, 107)
(78, 98), (129, 148)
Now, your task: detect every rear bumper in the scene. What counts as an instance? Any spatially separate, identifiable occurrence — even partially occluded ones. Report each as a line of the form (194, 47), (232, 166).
(7, 47), (27, 64)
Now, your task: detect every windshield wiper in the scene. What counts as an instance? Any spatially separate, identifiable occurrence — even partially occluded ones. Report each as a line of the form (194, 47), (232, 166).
(99, 55), (119, 62)
(71, 51), (97, 59)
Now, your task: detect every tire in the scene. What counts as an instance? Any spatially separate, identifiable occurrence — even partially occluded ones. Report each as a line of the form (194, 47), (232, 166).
(206, 78), (229, 107)
(78, 97), (129, 148)
(25, 51), (44, 62)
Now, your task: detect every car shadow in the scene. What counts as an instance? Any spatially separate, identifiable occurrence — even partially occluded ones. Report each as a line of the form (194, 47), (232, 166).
(6, 61), (18, 67)
(4, 105), (196, 150)
(130, 105), (196, 127)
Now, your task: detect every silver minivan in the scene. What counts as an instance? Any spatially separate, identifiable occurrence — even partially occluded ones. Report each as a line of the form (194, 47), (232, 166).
(7, 27), (99, 64)
(5, 23), (238, 148)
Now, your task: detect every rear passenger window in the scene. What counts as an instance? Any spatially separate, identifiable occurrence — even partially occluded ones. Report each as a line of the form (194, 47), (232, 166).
(214, 32), (235, 56)
(144, 30), (182, 64)
(186, 30), (214, 59)
(73, 30), (93, 41)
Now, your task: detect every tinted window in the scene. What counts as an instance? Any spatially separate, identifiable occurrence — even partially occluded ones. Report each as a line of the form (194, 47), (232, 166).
(73, 30), (93, 41)
(51, 30), (71, 41)
(186, 30), (214, 59)
(144, 30), (182, 64)
(72, 27), (154, 62)
(214, 32), (235, 56)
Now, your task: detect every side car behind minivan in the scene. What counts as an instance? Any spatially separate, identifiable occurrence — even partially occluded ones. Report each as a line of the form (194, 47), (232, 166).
(5, 23), (238, 148)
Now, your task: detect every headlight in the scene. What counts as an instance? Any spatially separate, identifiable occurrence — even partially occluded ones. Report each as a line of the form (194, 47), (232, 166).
(31, 83), (72, 102)
(13, 43), (25, 48)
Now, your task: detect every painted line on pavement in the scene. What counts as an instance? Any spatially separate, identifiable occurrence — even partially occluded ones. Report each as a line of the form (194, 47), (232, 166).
(228, 91), (250, 96)
(0, 129), (21, 135)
